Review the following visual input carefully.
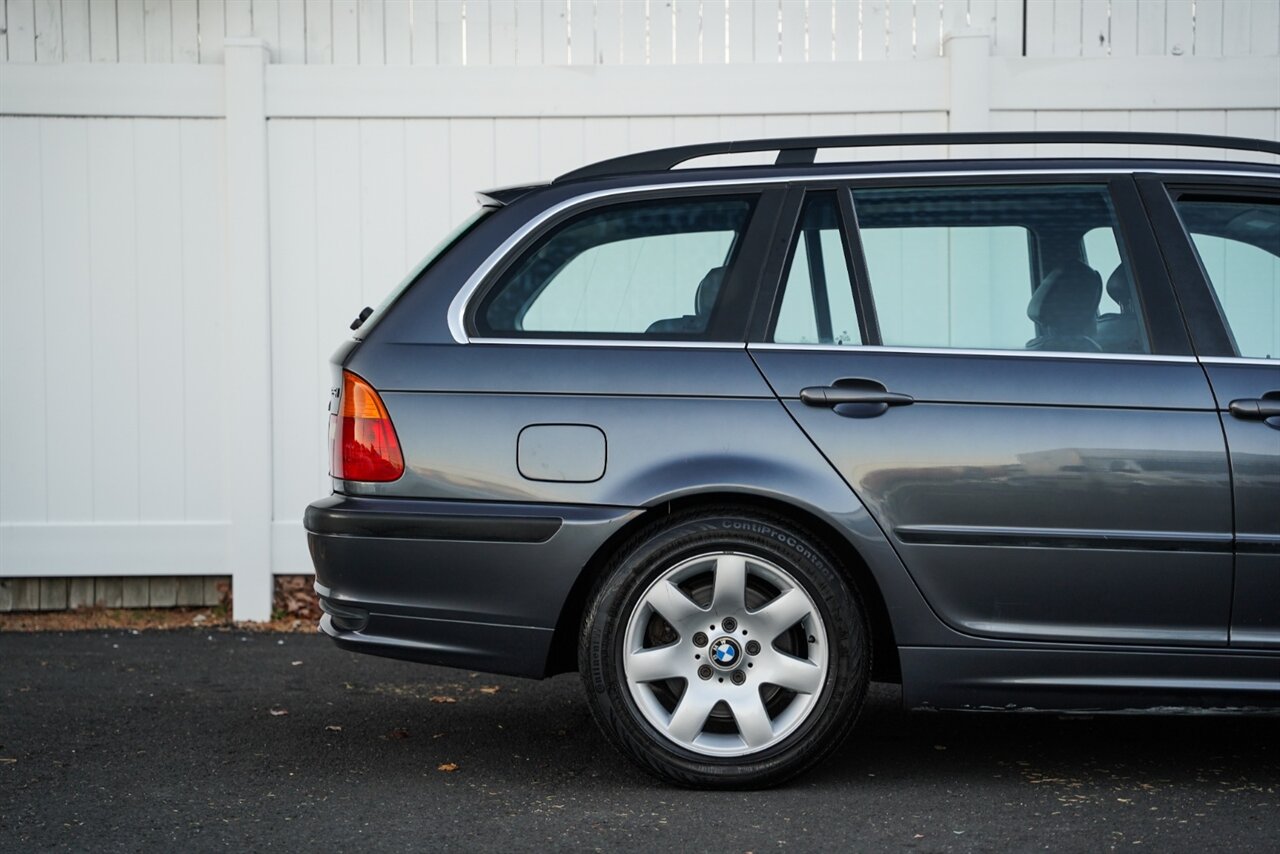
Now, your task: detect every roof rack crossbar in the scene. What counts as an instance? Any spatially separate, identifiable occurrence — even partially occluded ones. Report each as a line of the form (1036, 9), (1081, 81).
(554, 131), (1280, 183)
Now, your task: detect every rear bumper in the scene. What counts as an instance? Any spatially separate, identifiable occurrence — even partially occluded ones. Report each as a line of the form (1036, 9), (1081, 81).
(304, 494), (640, 677)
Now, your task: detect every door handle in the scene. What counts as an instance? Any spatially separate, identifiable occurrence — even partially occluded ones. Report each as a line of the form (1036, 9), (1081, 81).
(799, 383), (914, 408)
(1228, 398), (1280, 420)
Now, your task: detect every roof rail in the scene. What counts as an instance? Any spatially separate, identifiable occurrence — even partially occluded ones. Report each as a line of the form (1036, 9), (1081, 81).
(554, 131), (1280, 183)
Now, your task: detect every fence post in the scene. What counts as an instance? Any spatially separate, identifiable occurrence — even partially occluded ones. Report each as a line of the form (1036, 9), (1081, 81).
(945, 28), (992, 133)
(223, 38), (274, 622)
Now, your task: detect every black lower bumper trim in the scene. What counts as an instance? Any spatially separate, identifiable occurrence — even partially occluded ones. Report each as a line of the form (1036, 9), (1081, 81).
(305, 496), (562, 543)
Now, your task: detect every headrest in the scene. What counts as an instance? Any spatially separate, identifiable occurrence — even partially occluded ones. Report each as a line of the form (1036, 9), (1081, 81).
(1027, 259), (1103, 331)
(1106, 264), (1134, 310)
(696, 267), (726, 316)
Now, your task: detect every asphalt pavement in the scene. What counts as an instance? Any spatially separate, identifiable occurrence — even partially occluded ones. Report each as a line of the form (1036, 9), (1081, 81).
(1, 629), (1276, 852)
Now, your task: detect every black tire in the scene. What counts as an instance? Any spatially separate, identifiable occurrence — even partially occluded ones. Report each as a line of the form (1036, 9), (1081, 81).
(579, 507), (871, 789)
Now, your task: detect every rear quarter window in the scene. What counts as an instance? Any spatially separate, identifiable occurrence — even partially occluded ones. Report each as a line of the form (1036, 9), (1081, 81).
(473, 197), (754, 339)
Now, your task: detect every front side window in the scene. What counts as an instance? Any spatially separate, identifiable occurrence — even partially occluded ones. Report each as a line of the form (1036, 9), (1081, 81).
(852, 184), (1151, 354)
(1175, 196), (1280, 360)
(475, 197), (753, 338)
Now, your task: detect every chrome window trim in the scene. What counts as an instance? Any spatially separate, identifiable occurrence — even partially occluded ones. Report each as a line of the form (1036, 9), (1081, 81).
(448, 166), (1280, 345)
(467, 337), (746, 349)
(749, 343), (1198, 363)
(1198, 356), (1280, 366)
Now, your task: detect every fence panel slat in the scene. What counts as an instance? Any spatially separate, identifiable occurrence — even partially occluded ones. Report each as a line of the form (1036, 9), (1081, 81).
(384, 0), (412, 63)
(752, 0), (775, 62)
(116, 0), (146, 62)
(1136, 0), (1167, 55)
(40, 120), (93, 521)
(779, 0), (804, 62)
(61, 0), (92, 62)
(447, 118), (495, 224)
(538, 117), (586, 180)
(179, 119), (226, 519)
(304, 0), (333, 62)
(515, 0), (543, 64)
(674, 0), (701, 64)
(702, 0), (726, 63)
(277, 0), (307, 62)
(1023, 0), (1053, 56)
(886, 0), (913, 59)
(143, 0), (173, 62)
(1109, 0), (1139, 56)
(568, 0), (593, 64)
(466, 0), (491, 65)
(1193, 0), (1224, 57)
(358, 120), (408, 308)
(493, 117), (541, 185)
(1221, 0), (1251, 56)
(992, 0), (1022, 56)
(197, 0), (225, 63)
(840, 0), (865, 61)
(225, 0), (253, 36)
(539, 0), (566, 65)
(594, 0), (622, 64)
(86, 120), (140, 521)
(409, 0), (436, 63)
(171, 0), (200, 62)
(403, 119), (451, 263)
(807, 0), (834, 62)
(1080, 0), (1109, 57)
(1250, 0), (1280, 57)
(0, 119), (48, 522)
(1052, 0), (1083, 57)
(89, 0), (118, 61)
(134, 120), (187, 521)
(1164, 0), (1194, 56)
(916, 0), (942, 58)
(726, 0), (753, 62)
(358, 0), (386, 63)
(33, 0), (63, 62)
(332, 0), (359, 63)
(650, 0), (674, 64)
(489, 0), (518, 65)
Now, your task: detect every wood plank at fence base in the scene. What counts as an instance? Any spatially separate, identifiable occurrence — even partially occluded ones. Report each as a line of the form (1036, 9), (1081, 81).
(39, 578), (68, 610)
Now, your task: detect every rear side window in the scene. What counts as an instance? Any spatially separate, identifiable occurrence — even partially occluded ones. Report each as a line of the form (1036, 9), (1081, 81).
(1175, 196), (1280, 360)
(852, 184), (1151, 354)
(772, 192), (862, 345)
(475, 197), (753, 338)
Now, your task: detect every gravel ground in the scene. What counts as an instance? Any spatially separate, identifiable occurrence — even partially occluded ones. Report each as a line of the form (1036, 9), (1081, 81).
(1, 629), (1276, 852)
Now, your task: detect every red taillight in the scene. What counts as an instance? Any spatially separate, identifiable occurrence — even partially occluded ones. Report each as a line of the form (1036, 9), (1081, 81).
(330, 371), (404, 482)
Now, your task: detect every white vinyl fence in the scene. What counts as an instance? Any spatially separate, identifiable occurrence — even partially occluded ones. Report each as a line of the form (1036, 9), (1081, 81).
(1, 0), (1278, 620)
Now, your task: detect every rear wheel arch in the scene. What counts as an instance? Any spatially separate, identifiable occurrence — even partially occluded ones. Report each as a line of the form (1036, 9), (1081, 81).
(545, 491), (901, 684)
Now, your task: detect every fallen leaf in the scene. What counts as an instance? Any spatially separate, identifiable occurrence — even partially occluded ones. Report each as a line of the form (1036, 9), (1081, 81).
(429, 695), (457, 704)
(324, 725), (343, 732)
(389, 727), (410, 739)
(269, 708), (289, 717)
(478, 686), (500, 695)
(437, 762), (459, 772)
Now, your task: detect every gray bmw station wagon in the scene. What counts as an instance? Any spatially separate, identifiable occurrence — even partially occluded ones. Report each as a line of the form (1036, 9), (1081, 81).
(305, 132), (1280, 788)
